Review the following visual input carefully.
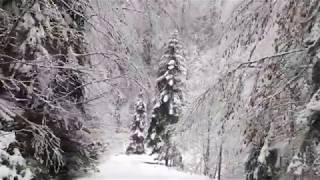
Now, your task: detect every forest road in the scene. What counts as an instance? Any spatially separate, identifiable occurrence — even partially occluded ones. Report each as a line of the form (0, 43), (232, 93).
(77, 154), (210, 180)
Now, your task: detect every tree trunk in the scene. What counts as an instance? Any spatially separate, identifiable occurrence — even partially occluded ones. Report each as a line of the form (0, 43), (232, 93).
(217, 143), (223, 180)
(204, 119), (211, 175)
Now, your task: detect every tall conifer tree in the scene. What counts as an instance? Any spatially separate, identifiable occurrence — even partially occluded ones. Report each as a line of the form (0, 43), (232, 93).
(146, 30), (186, 164)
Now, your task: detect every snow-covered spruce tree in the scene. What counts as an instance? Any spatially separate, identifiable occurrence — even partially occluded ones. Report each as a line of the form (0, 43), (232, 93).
(126, 92), (146, 154)
(146, 31), (186, 166)
(0, 0), (99, 178)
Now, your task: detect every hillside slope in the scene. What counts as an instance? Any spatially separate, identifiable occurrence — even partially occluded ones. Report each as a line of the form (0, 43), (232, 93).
(176, 0), (320, 179)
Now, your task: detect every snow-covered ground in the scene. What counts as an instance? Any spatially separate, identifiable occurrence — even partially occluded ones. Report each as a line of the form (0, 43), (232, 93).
(78, 154), (210, 180)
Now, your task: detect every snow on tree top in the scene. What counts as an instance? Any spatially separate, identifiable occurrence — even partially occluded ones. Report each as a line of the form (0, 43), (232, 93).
(174, 54), (186, 62)
(169, 39), (179, 44)
(168, 79), (174, 86)
(168, 65), (175, 70)
(168, 60), (176, 65)
(163, 94), (169, 103)
(165, 74), (174, 80)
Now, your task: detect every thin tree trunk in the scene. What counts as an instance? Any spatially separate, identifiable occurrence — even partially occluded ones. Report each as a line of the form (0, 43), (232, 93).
(217, 143), (223, 180)
(115, 94), (121, 133)
(204, 119), (211, 175)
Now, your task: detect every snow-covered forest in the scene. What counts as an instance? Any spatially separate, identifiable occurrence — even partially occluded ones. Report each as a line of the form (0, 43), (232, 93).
(1, 0), (320, 179)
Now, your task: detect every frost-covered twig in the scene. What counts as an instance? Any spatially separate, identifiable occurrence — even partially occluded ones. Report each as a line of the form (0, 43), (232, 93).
(53, 75), (125, 101)
(193, 48), (306, 109)
(16, 114), (64, 173)
(0, 102), (64, 173)
(234, 49), (306, 71)
(266, 68), (307, 100)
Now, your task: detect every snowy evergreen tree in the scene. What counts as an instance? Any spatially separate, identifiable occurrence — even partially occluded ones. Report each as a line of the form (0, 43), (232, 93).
(0, 0), (100, 178)
(146, 30), (186, 165)
(126, 92), (146, 154)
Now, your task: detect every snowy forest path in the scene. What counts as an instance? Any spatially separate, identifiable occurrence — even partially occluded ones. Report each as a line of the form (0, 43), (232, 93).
(77, 154), (210, 180)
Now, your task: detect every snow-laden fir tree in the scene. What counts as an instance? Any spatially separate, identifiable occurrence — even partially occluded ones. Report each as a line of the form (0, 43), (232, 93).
(126, 92), (147, 154)
(0, 0), (100, 178)
(146, 30), (186, 165)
